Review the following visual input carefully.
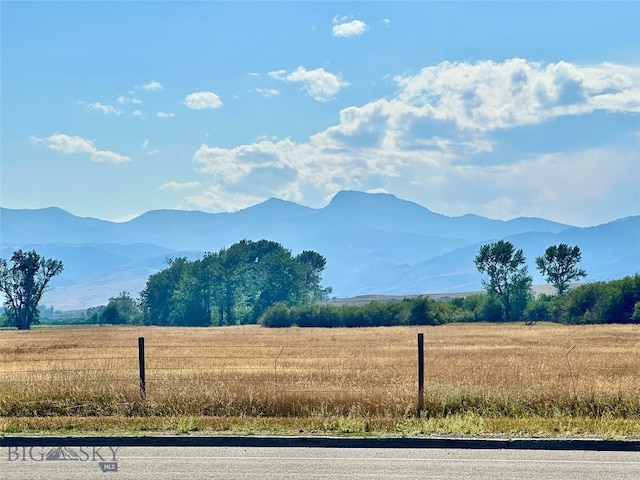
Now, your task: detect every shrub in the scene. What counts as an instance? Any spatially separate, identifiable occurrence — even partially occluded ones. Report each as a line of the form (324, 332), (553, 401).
(258, 302), (294, 328)
(523, 296), (551, 324)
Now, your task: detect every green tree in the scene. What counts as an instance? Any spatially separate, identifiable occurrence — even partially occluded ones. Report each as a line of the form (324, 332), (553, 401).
(101, 291), (142, 324)
(0, 250), (64, 330)
(449, 293), (502, 322)
(170, 259), (215, 326)
(549, 275), (640, 324)
(474, 240), (532, 322)
(408, 297), (446, 326)
(140, 257), (189, 325)
(295, 250), (332, 303)
(216, 241), (252, 325)
(86, 305), (105, 324)
(250, 242), (301, 322)
(535, 244), (587, 294)
(140, 240), (330, 327)
(523, 294), (553, 325)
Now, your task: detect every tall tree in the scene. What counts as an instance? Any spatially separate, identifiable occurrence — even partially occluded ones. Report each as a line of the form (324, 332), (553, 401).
(217, 241), (253, 325)
(170, 259), (215, 326)
(140, 240), (330, 327)
(535, 244), (586, 294)
(475, 240), (532, 322)
(140, 257), (189, 325)
(0, 250), (64, 330)
(296, 250), (332, 303)
(250, 241), (301, 322)
(101, 291), (142, 324)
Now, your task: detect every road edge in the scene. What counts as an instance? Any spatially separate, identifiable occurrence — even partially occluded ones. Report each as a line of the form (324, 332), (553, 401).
(1, 435), (639, 451)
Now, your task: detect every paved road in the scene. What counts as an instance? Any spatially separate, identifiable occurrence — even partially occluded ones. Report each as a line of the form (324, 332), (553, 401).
(3, 446), (640, 479)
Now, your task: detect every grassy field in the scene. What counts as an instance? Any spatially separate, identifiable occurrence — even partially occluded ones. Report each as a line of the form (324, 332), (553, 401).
(1, 323), (639, 438)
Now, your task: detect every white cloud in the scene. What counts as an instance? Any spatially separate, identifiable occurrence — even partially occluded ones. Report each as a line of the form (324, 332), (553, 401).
(159, 181), (201, 191)
(132, 110), (144, 118)
(136, 80), (163, 91)
(332, 17), (368, 38)
(193, 143), (261, 183)
(187, 59), (639, 222)
(254, 88), (280, 98)
(184, 91), (223, 109)
(256, 133), (280, 142)
(89, 150), (131, 163)
(268, 66), (349, 102)
(87, 102), (121, 115)
(182, 185), (267, 213)
(440, 147), (640, 225)
(142, 138), (159, 155)
(156, 111), (175, 118)
(191, 131), (407, 213)
(117, 96), (142, 104)
(268, 69), (287, 80)
(393, 59), (640, 131)
(30, 133), (131, 163)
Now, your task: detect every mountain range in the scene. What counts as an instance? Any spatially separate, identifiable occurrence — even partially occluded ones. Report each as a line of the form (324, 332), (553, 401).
(1, 190), (638, 310)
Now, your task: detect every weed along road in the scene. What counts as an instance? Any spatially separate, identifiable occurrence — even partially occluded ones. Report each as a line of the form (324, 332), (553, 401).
(3, 442), (640, 480)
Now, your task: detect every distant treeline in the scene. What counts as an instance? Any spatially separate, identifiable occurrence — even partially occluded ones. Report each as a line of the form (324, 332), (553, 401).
(5, 235), (639, 330)
(7, 275), (637, 328)
(260, 275), (640, 328)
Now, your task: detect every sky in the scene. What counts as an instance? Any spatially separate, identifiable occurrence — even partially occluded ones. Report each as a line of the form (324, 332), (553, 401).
(1, 1), (639, 227)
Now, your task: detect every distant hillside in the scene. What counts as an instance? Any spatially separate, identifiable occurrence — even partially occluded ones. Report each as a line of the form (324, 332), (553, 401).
(1, 191), (638, 310)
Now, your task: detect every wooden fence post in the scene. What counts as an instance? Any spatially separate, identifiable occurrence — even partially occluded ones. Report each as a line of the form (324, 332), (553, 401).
(138, 337), (146, 400)
(417, 333), (424, 416)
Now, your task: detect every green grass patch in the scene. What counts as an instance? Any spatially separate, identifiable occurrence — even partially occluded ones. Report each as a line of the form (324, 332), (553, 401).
(2, 414), (639, 439)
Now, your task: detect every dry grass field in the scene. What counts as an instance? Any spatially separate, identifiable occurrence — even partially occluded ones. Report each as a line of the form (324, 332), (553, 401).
(1, 323), (639, 437)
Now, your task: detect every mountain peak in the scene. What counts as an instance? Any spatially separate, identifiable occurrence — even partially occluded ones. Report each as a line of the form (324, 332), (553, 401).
(236, 197), (315, 219)
(327, 190), (434, 213)
(330, 190), (395, 204)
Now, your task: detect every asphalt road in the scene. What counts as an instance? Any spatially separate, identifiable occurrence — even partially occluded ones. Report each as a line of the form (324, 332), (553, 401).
(3, 446), (640, 480)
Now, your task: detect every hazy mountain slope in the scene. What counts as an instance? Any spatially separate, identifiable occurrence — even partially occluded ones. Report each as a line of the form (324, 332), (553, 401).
(1, 191), (637, 310)
(0, 207), (121, 245)
(1, 192), (569, 248)
(305, 191), (570, 240)
(0, 198), (316, 250)
(384, 217), (640, 296)
(41, 250), (203, 310)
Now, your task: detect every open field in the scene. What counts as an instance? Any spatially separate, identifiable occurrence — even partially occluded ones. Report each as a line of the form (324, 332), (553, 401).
(1, 323), (639, 437)
(324, 284), (559, 306)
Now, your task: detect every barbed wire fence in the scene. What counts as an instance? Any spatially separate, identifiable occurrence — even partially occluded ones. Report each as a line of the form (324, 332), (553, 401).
(1, 334), (638, 417)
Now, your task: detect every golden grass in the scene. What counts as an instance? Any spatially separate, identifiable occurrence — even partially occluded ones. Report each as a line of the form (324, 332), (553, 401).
(1, 323), (639, 436)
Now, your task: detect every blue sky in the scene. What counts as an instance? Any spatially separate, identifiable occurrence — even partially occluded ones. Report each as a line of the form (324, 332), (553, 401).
(2, 1), (639, 226)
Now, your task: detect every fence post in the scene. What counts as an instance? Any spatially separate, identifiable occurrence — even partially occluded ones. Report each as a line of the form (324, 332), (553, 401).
(138, 337), (146, 400)
(417, 333), (424, 416)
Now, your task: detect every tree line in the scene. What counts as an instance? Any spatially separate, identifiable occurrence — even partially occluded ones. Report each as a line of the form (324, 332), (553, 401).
(1, 240), (638, 329)
(260, 240), (637, 327)
(99, 240), (635, 328)
(260, 275), (640, 328)
(0, 240), (330, 329)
